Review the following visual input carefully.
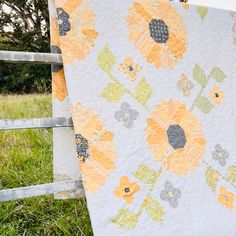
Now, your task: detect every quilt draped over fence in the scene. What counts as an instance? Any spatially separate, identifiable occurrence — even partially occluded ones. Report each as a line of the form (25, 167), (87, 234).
(49, 0), (236, 235)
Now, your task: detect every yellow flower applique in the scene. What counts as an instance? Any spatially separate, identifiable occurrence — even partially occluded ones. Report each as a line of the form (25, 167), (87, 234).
(127, 0), (187, 69)
(217, 187), (235, 209)
(114, 176), (140, 204)
(56, 0), (98, 64)
(146, 100), (205, 175)
(119, 56), (142, 81)
(71, 102), (117, 193)
(209, 84), (224, 105)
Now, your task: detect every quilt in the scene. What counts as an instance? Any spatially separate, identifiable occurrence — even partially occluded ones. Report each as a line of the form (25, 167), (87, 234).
(50, 0), (236, 235)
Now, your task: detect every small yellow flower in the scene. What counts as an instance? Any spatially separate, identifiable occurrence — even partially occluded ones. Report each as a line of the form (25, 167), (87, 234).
(114, 176), (140, 204)
(217, 187), (235, 209)
(119, 56), (141, 81)
(210, 84), (224, 105)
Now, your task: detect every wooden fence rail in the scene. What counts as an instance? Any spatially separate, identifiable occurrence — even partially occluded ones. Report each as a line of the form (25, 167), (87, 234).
(0, 50), (62, 64)
(0, 117), (73, 130)
(0, 50), (84, 202)
(0, 180), (83, 202)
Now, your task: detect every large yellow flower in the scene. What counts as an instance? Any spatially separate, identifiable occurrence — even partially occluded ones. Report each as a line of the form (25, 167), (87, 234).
(55, 0), (98, 64)
(127, 0), (187, 69)
(71, 103), (117, 193)
(146, 100), (205, 175)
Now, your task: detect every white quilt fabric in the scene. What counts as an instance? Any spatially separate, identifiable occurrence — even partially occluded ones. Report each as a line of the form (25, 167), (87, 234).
(51, 0), (236, 235)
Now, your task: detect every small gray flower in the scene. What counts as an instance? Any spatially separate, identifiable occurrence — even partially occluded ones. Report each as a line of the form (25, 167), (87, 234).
(56, 8), (71, 36)
(114, 103), (139, 128)
(212, 144), (228, 167)
(160, 181), (181, 208)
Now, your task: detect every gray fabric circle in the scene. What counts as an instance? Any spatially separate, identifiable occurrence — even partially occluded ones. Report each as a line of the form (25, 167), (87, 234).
(149, 19), (169, 43)
(167, 124), (186, 149)
(56, 8), (71, 36)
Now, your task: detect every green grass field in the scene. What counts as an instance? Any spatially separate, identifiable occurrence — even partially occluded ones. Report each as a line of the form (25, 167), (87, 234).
(0, 95), (92, 235)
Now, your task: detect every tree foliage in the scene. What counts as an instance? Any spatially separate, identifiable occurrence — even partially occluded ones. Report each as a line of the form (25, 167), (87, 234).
(0, 0), (51, 93)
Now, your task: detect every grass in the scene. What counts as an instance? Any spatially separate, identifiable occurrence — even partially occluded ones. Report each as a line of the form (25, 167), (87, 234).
(0, 94), (93, 235)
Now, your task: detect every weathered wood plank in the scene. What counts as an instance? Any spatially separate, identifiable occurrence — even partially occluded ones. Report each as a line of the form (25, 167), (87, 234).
(0, 180), (83, 202)
(0, 50), (62, 65)
(0, 117), (73, 130)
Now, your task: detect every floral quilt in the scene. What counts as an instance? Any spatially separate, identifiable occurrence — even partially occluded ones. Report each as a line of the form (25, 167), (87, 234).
(51, 0), (236, 235)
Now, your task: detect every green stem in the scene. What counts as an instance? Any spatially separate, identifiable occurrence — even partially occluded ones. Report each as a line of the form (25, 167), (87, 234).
(150, 166), (163, 192)
(137, 166), (163, 217)
(107, 71), (162, 217)
(137, 200), (145, 216)
(202, 160), (236, 189)
(108, 72), (151, 112)
(190, 75), (211, 111)
(190, 86), (204, 111)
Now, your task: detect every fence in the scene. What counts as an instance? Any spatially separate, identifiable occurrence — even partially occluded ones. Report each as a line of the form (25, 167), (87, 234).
(0, 0), (196, 203)
(0, 50), (84, 202)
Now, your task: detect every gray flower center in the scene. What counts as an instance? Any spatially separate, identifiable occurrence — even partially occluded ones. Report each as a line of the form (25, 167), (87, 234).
(56, 7), (71, 36)
(75, 134), (90, 162)
(128, 66), (134, 71)
(223, 194), (229, 201)
(124, 187), (130, 193)
(167, 125), (186, 149)
(149, 19), (169, 44)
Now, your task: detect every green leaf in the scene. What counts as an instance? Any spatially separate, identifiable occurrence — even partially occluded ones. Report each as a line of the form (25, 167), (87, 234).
(98, 44), (116, 74)
(225, 166), (236, 185)
(193, 64), (207, 87)
(210, 67), (227, 82)
(205, 167), (219, 192)
(135, 78), (152, 104)
(144, 195), (164, 222)
(195, 96), (214, 113)
(134, 164), (160, 186)
(110, 208), (138, 230)
(102, 82), (125, 102)
(196, 6), (208, 21)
